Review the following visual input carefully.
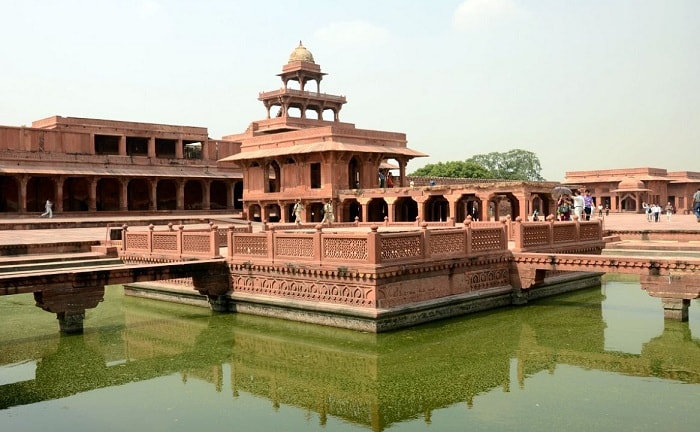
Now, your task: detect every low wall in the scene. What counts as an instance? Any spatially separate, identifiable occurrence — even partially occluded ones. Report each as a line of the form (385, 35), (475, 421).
(605, 229), (700, 242)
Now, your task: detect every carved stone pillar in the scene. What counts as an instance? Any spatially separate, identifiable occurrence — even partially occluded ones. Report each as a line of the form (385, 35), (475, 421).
(55, 177), (65, 213)
(19, 175), (29, 213)
(202, 180), (211, 210)
(120, 179), (129, 211)
(89, 178), (98, 212)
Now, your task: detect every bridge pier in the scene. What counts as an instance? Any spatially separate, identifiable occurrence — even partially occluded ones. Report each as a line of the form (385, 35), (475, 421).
(33, 286), (105, 334)
(661, 298), (690, 322)
(57, 311), (86, 334)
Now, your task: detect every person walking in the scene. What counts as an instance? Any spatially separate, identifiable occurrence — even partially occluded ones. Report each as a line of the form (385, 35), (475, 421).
(571, 191), (585, 221)
(292, 199), (304, 223)
(694, 188), (700, 222)
(583, 190), (594, 221)
(40, 199), (53, 218)
(321, 199), (334, 224)
(665, 202), (674, 222)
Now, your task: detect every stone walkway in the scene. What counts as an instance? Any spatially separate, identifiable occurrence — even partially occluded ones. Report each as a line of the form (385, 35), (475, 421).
(0, 212), (697, 247)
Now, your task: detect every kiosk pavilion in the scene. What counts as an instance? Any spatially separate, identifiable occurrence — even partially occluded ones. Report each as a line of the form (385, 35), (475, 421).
(220, 42), (558, 223)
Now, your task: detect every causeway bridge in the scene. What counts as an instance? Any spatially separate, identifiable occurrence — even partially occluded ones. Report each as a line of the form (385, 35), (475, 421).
(2, 214), (700, 332)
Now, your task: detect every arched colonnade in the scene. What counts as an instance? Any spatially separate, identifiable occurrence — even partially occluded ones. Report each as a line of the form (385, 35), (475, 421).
(0, 174), (243, 214)
(246, 190), (555, 223)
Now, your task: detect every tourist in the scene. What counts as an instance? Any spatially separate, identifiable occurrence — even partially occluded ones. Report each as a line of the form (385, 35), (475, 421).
(652, 203), (661, 222)
(642, 202), (651, 221)
(571, 191), (585, 221)
(583, 190), (594, 221)
(378, 171), (385, 188)
(321, 199), (334, 224)
(292, 199), (304, 223)
(693, 188), (700, 222)
(532, 208), (539, 221)
(665, 202), (674, 222)
(386, 172), (394, 188)
(605, 203), (610, 216)
(40, 199), (53, 218)
(598, 204), (604, 218)
(557, 195), (572, 221)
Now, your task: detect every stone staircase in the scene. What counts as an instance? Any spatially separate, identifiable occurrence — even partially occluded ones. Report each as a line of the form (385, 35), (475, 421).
(0, 251), (124, 277)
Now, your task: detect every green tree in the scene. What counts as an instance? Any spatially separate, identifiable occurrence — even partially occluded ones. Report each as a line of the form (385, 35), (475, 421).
(409, 160), (491, 178)
(467, 149), (544, 181)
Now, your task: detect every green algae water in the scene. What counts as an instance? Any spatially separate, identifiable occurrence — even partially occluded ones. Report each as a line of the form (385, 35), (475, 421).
(1, 276), (699, 432)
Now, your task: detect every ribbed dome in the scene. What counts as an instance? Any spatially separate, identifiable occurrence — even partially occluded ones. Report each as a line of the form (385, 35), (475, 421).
(288, 41), (315, 63)
(617, 177), (645, 190)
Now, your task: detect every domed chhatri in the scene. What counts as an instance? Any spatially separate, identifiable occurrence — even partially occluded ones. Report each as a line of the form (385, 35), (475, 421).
(288, 40), (315, 63)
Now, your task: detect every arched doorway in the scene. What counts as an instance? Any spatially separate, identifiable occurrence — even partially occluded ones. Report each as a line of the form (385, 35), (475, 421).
(367, 198), (387, 222)
(0, 176), (19, 212)
(341, 198), (362, 222)
(307, 202), (325, 223)
(348, 156), (361, 189)
(156, 180), (177, 210)
(210, 180), (228, 210)
(266, 161), (281, 193)
(233, 181), (243, 210)
(128, 179), (150, 211)
(394, 197), (418, 222)
(184, 180), (203, 210)
(27, 177), (55, 213)
(63, 177), (90, 211)
(424, 196), (449, 222)
(249, 204), (262, 222)
(265, 203), (281, 222)
(96, 178), (121, 211)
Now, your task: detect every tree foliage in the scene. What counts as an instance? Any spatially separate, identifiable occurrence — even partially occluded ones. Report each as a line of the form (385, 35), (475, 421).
(467, 149), (544, 181)
(409, 160), (491, 179)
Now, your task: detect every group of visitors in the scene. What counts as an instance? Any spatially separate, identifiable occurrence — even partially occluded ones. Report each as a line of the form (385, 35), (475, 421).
(643, 202), (674, 222)
(555, 189), (595, 221)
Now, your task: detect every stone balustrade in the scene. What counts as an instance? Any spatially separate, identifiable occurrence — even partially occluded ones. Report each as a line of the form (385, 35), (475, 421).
(120, 223), (223, 261)
(227, 221), (508, 267)
(511, 216), (604, 253)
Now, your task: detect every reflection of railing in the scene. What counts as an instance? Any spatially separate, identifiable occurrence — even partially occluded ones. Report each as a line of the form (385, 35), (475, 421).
(227, 222), (508, 266)
(511, 218), (604, 252)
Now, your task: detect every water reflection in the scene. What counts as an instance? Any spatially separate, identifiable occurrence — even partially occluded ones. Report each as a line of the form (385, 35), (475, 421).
(1, 277), (699, 431)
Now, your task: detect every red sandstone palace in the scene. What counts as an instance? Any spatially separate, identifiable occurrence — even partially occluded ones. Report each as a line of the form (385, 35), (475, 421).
(1, 42), (698, 219)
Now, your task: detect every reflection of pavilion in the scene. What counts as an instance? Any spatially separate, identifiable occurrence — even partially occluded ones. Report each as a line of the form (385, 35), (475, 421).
(2, 287), (698, 431)
(219, 43), (559, 223)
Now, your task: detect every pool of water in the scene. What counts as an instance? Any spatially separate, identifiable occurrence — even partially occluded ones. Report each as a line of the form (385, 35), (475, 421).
(1, 274), (699, 431)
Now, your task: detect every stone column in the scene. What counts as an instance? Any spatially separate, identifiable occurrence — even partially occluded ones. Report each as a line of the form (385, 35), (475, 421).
(148, 136), (156, 158)
(120, 179), (129, 211)
(150, 180), (158, 211)
(89, 178), (98, 212)
(177, 180), (185, 210)
(19, 175), (28, 213)
(385, 197), (397, 223)
(202, 180), (211, 210)
(119, 135), (126, 156)
(55, 177), (64, 213)
(176, 138), (184, 159)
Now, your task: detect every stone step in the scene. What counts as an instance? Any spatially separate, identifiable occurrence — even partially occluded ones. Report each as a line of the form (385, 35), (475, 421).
(0, 256), (124, 275)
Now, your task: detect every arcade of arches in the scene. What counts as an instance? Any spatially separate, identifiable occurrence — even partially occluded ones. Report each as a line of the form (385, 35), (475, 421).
(246, 184), (556, 224)
(0, 175), (243, 214)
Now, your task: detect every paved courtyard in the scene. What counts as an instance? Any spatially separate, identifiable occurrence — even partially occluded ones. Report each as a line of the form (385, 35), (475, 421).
(0, 212), (698, 247)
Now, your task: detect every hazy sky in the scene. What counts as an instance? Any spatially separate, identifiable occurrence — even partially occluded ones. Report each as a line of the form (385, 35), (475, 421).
(1, 0), (697, 181)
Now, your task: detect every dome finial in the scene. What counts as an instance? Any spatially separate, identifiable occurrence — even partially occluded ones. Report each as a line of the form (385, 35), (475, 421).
(288, 41), (315, 63)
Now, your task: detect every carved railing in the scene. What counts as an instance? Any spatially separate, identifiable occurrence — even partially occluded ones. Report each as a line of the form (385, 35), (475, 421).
(511, 217), (604, 253)
(120, 223), (223, 260)
(227, 221), (508, 267)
